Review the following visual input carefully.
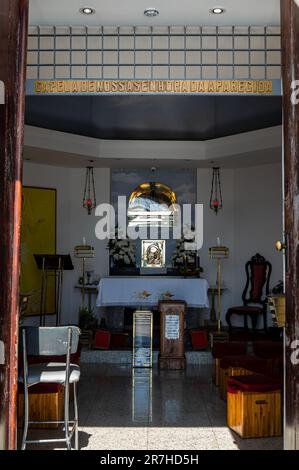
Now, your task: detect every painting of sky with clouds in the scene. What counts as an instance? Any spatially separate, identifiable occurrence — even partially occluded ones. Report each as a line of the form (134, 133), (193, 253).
(111, 169), (197, 268)
(111, 169), (196, 210)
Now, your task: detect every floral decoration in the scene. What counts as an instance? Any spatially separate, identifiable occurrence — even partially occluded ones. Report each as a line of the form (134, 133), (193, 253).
(107, 228), (136, 267)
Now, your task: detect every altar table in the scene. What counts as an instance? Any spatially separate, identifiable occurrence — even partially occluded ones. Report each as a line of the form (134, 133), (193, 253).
(96, 277), (209, 308)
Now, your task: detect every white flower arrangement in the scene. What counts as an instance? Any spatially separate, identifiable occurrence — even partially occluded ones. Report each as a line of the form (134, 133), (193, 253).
(171, 225), (199, 268)
(171, 242), (187, 266)
(108, 228), (136, 266)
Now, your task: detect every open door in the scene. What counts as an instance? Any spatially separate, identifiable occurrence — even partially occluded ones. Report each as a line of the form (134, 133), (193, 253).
(0, 0), (298, 451)
(281, 0), (299, 450)
(0, 0), (28, 450)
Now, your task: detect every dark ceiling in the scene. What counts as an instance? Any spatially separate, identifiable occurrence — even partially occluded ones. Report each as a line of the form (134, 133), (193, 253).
(25, 95), (282, 141)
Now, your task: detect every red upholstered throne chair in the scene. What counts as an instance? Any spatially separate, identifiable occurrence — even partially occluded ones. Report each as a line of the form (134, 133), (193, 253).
(226, 253), (272, 331)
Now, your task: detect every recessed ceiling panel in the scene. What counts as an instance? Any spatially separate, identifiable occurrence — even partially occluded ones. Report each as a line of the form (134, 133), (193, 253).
(29, 0), (280, 26)
(25, 95), (282, 141)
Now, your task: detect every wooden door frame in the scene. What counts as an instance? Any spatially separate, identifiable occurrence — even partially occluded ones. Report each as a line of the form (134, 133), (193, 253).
(0, 0), (29, 450)
(0, 0), (298, 451)
(281, 0), (299, 450)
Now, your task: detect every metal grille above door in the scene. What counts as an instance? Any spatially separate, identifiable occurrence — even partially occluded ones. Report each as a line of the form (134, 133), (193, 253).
(27, 25), (281, 82)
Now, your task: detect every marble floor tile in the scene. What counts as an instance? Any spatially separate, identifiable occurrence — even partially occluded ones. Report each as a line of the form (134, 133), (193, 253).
(78, 364), (283, 450)
(148, 411), (212, 428)
(147, 427), (219, 450)
(213, 427), (283, 450)
(85, 411), (150, 428)
(80, 426), (148, 450)
(18, 428), (81, 451)
(18, 363), (283, 450)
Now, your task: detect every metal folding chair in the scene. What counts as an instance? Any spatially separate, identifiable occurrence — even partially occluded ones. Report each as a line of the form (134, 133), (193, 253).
(19, 326), (81, 450)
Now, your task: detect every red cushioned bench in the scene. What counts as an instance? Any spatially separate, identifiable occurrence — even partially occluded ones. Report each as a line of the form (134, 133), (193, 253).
(93, 329), (111, 349)
(211, 341), (247, 386)
(252, 341), (283, 378)
(219, 354), (268, 400)
(190, 329), (209, 351)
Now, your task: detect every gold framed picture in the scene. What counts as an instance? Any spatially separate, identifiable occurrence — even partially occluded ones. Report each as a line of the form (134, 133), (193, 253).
(141, 240), (165, 268)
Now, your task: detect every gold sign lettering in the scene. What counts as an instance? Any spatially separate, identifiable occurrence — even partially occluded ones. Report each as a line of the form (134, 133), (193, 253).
(33, 80), (274, 95)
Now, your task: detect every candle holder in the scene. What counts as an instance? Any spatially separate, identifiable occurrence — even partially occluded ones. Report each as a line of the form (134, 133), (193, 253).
(74, 245), (95, 308)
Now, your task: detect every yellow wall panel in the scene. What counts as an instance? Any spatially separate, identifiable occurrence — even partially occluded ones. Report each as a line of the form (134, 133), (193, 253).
(20, 187), (56, 315)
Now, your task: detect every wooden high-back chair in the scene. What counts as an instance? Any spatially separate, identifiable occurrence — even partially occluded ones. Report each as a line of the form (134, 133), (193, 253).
(226, 253), (272, 331)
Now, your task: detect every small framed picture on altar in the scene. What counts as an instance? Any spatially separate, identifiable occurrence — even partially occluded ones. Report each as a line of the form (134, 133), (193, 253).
(141, 240), (165, 268)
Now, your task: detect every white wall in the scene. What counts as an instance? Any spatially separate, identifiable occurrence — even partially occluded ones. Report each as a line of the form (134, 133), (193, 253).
(196, 162), (283, 327)
(22, 163), (110, 325)
(233, 162), (283, 327)
(22, 160), (283, 328)
(197, 169), (235, 324)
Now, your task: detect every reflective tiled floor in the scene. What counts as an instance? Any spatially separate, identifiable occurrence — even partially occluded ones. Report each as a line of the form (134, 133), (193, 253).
(22, 363), (283, 450)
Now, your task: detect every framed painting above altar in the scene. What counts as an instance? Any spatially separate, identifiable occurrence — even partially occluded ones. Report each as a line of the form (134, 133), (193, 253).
(111, 169), (197, 275)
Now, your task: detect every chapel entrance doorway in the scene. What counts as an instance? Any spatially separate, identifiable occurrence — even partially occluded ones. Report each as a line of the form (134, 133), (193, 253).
(1, 0), (299, 450)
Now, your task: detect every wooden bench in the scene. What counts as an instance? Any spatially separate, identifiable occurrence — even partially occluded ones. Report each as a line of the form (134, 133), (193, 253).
(227, 374), (282, 438)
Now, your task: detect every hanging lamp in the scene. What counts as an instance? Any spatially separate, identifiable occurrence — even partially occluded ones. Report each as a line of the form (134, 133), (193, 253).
(83, 166), (96, 214)
(210, 167), (223, 215)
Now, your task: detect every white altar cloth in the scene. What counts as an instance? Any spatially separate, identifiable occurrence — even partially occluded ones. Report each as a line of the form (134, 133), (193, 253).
(96, 277), (209, 308)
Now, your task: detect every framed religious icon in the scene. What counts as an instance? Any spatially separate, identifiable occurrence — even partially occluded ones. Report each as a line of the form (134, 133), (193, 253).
(141, 240), (165, 268)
